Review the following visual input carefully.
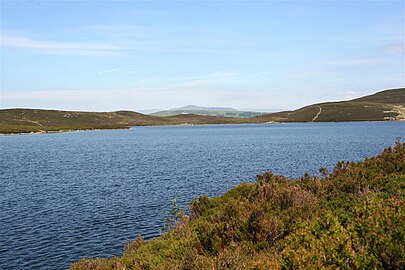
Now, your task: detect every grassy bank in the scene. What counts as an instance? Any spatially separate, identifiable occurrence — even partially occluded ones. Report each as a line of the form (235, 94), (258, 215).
(71, 140), (405, 269)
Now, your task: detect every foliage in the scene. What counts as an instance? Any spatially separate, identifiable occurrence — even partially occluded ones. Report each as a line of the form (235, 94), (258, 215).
(71, 140), (405, 270)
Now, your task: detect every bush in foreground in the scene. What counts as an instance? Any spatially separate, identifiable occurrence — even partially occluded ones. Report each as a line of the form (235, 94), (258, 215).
(72, 140), (405, 269)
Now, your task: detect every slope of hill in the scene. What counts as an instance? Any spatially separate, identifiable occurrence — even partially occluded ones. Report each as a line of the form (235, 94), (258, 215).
(0, 109), (173, 134)
(0, 109), (245, 134)
(352, 88), (405, 104)
(256, 88), (405, 122)
(71, 141), (405, 269)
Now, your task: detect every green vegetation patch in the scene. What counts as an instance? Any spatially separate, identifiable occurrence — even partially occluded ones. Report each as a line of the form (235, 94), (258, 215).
(256, 88), (405, 122)
(71, 140), (405, 269)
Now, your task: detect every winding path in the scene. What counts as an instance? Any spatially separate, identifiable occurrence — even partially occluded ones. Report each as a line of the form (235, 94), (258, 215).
(312, 106), (322, 122)
(20, 118), (44, 126)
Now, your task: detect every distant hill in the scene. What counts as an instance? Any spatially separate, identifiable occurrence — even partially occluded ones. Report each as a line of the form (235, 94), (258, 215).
(256, 88), (405, 122)
(0, 109), (166, 134)
(1, 88), (404, 134)
(152, 105), (265, 118)
(0, 109), (245, 134)
(169, 105), (238, 111)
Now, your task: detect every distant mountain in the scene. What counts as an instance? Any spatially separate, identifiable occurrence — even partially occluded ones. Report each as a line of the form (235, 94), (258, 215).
(169, 105), (238, 112)
(256, 88), (405, 122)
(152, 105), (265, 118)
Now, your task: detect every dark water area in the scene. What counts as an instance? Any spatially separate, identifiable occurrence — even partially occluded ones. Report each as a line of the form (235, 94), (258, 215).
(1, 122), (404, 269)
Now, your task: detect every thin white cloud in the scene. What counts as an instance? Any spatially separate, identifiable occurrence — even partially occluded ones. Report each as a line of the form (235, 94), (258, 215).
(251, 71), (270, 77)
(0, 32), (237, 57)
(209, 70), (240, 78)
(320, 59), (385, 66)
(91, 24), (145, 32)
(0, 34), (122, 56)
(98, 68), (121, 75)
(124, 69), (146, 75)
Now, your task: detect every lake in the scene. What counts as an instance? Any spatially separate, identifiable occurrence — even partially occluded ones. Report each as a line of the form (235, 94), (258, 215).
(1, 122), (404, 269)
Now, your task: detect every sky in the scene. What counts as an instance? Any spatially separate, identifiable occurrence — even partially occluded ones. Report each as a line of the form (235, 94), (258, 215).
(0, 0), (404, 112)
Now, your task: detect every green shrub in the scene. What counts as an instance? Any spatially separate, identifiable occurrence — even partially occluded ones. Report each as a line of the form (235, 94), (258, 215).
(71, 141), (405, 270)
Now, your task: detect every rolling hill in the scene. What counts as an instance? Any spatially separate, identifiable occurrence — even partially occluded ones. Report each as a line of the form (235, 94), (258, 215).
(255, 88), (405, 122)
(1, 88), (404, 134)
(0, 109), (244, 134)
(0, 109), (165, 134)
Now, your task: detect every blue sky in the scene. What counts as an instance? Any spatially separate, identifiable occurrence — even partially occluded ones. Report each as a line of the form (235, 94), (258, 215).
(0, 1), (404, 112)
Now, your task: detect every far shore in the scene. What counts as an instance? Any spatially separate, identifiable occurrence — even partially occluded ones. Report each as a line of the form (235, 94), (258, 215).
(1, 120), (403, 136)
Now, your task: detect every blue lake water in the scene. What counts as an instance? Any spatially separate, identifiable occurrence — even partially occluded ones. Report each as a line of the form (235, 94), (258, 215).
(1, 122), (404, 269)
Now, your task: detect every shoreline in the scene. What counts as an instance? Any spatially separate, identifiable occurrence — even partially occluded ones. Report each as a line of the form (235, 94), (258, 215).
(1, 119), (403, 136)
(0, 127), (131, 136)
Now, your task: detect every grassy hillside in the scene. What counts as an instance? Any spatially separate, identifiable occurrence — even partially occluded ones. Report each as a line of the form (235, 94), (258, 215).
(353, 88), (405, 104)
(0, 109), (172, 134)
(1, 88), (404, 134)
(256, 88), (405, 122)
(0, 109), (244, 134)
(71, 140), (405, 269)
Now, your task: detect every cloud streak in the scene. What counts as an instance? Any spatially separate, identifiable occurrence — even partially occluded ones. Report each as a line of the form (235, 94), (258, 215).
(320, 58), (385, 66)
(98, 68), (121, 75)
(90, 23), (145, 32)
(209, 70), (241, 79)
(124, 69), (145, 75)
(0, 33), (236, 56)
(0, 34), (122, 56)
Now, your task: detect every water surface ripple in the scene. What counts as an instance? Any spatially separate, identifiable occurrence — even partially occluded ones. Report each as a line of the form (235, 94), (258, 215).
(1, 122), (404, 269)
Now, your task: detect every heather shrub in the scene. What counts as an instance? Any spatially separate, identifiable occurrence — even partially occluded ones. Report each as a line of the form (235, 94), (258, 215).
(71, 141), (405, 270)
